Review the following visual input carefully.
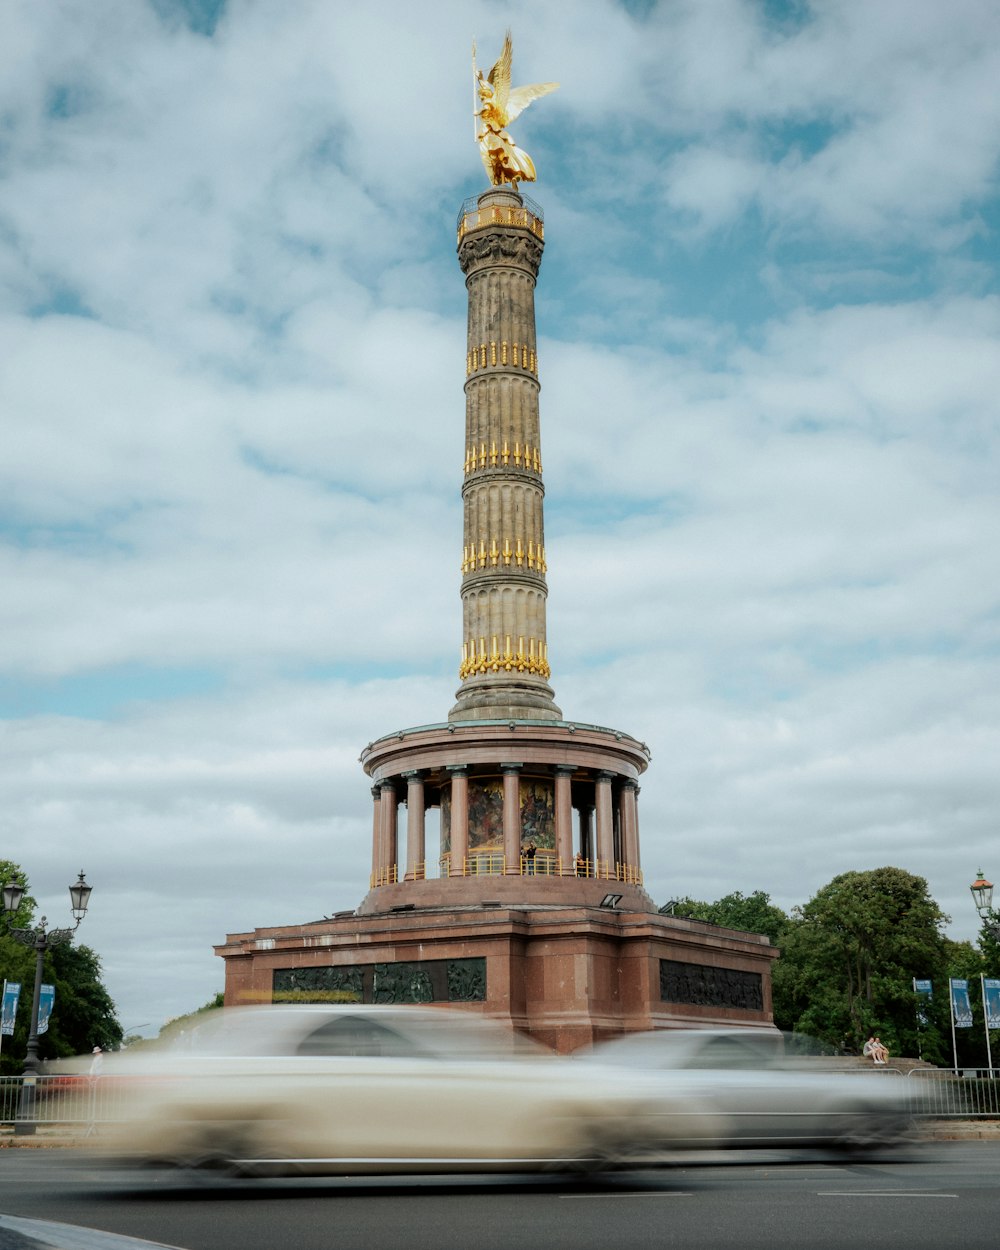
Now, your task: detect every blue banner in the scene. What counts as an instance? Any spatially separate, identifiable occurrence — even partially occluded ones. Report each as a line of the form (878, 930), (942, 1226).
(983, 978), (1000, 1030)
(951, 978), (974, 1028)
(913, 978), (932, 1025)
(1, 981), (20, 1036)
(37, 984), (55, 1035)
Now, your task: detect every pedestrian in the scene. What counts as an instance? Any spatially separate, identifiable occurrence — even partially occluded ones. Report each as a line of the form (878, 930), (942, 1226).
(524, 842), (537, 875)
(89, 1046), (103, 1076)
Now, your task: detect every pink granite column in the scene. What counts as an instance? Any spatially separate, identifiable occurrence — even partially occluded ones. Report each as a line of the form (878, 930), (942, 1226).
(403, 770), (425, 880)
(501, 763), (522, 874)
(370, 785), (380, 883)
(594, 772), (614, 877)
(621, 779), (640, 878)
(554, 765), (574, 873)
(448, 766), (469, 876)
(378, 779), (398, 885)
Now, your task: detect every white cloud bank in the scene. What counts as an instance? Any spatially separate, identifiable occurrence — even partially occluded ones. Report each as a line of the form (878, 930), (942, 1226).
(1, 0), (998, 1033)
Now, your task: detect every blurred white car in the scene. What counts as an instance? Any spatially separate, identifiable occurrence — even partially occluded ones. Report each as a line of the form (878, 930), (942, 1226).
(86, 1006), (725, 1176)
(577, 1028), (918, 1153)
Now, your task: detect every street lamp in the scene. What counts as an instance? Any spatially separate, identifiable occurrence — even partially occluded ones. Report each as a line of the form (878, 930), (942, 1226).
(970, 869), (1000, 940)
(1, 870), (92, 1135)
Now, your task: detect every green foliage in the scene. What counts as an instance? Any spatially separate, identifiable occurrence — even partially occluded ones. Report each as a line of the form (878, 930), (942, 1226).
(681, 868), (994, 1065)
(0, 860), (122, 1074)
(156, 991), (225, 1043)
(672, 890), (791, 944)
(771, 867), (950, 1059)
(976, 919), (1000, 976)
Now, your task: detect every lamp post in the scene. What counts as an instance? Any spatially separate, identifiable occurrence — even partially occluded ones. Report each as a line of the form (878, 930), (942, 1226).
(1, 871), (92, 1135)
(970, 870), (999, 1074)
(970, 869), (1000, 940)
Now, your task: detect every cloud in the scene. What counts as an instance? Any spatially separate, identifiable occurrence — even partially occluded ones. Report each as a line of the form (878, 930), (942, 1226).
(1, 0), (998, 1036)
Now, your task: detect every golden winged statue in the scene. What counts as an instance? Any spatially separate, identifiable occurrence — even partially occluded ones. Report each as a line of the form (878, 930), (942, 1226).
(474, 33), (558, 187)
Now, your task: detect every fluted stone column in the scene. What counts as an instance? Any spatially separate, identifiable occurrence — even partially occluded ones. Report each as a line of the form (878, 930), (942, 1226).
(448, 766), (469, 876)
(595, 772), (615, 873)
(554, 765), (574, 871)
(370, 785), (381, 882)
(379, 780), (398, 884)
(501, 763), (522, 873)
(621, 780), (640, 874)
(451, 187), (561, 722)
(403, 771), (425, 881)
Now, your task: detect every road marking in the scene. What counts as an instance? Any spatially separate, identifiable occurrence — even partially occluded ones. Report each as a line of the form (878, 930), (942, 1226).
(0, 1214), (187, 1248)
(818, 1191), (958, 1198)
(558, 1192), (693, 1198)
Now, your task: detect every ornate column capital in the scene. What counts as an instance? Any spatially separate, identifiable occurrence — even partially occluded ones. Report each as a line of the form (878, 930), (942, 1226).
(458, 230), (543, 278)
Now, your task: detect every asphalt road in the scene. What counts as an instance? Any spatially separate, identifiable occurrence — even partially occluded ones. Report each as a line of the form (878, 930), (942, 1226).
(1, 1145), (996, 1250)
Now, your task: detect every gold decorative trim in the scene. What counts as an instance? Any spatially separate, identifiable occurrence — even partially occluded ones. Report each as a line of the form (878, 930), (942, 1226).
(459, 635), (551, 680)
(461, 538), (547, 574)
(464, 441), (542, 474)
(457, 205), (544, 244)
(466, 340), (538, 377)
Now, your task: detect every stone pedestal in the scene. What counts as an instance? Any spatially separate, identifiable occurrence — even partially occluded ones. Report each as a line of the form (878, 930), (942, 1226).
(216, 905), (778, 1054)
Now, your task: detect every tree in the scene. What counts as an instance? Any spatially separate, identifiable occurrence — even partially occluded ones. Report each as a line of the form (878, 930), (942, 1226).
(141, 992), (225, 1049)
(776, 867), (950, 1059)
(0, 860), (122, 1074)
(672, 890), (791, 944)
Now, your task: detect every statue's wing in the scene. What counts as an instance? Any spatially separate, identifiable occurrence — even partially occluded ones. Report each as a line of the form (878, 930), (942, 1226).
(505, 81), (559, 125)
(487, 31), (513, 118)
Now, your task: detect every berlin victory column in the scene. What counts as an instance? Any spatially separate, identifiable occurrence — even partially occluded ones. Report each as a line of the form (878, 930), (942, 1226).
(216, 36), (777, 1051)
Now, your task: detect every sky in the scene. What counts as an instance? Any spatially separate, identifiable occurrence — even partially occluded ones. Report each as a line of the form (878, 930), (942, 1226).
(1, 0), (998, 1040)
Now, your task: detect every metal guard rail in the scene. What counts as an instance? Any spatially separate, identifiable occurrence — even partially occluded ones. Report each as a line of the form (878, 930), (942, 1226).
(4, 1069), (1000, 1127)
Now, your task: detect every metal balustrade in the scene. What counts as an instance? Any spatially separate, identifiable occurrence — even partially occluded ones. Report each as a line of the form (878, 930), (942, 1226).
(371, 859), (646, 886)
(3, 1068), (999, 1128)
(1, 1074), (132, 1127)
(905, 1068), (1000, 1117)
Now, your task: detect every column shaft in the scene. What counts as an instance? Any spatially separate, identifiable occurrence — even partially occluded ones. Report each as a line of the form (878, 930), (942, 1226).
(449, 768), (469, 876)
(595, 773), (615, 875)
(404, 772), (425, 881)
(502, 764), (522, 874)
(621, 781), (640, 877)
(370, 785), (381, 883)
(379, 780), (398, 884)
(554, 766), (574, 872)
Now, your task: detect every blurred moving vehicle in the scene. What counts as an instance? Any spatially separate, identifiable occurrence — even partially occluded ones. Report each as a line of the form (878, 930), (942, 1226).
(577, 1028), (918, 1154)
(80, 1006), (724, 1176)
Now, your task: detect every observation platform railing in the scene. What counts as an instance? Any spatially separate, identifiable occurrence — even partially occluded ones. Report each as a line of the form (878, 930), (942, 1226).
(371, 856), (643, 889)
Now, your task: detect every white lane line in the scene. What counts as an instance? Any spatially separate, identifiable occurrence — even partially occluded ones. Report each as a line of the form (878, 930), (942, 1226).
(818, 1192), (958, 1198)
(558, 1192), (693, 1198)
